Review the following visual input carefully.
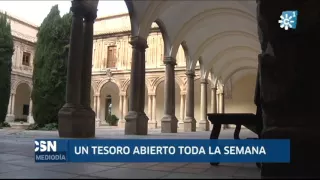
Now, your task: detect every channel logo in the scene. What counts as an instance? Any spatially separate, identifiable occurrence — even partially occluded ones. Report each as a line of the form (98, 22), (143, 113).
(34, 140), (67, 162)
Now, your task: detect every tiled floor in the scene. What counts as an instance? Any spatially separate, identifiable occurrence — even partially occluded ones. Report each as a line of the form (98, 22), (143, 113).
(0, 127), (260, 179)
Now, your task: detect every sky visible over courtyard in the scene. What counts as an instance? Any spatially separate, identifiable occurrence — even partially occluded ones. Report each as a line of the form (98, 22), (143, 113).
(0, 1), (128, 26)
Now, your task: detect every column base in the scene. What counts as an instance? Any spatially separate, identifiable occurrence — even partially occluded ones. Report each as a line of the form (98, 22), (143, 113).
(161, 115), (178, 133)
(183, 117), (196, 132)
(261, 127), (320, 178)
(27, 116), (34, 124)
(178, 121), (184, 129)
(117, 120), (126, 128)
(148, 121), (157, 129)
(124, 111), (149, 135)
(95, 118), (100, 128)
(198, 120), (210, 131)
(5, 114), (15, 122)
(58, 105), (95, 138)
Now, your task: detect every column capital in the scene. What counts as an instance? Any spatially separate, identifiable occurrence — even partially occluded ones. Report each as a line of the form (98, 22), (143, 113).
(84, 11), (97, 23)
(163, 57), (177, 65)
(185, 70), (195, 78)
(200, 79), (208, 84)
(211, 86), (217, 90)
(119, 91), (127, 96)
(148, 92), (156, 96)
(70, 1), (88, 18)
(129, 36), (148, 50)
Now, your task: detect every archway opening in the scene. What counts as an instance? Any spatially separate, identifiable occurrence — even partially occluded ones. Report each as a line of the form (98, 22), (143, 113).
(14, 83), (31, 122)
(99, 82), (120, 126)
(155, 80), (181, 127)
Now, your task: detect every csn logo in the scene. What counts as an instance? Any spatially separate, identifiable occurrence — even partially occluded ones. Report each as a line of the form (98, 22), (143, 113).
(34, 140), (57, 152)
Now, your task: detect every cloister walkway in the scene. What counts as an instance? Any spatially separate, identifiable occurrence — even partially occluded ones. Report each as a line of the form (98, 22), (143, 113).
(0, 128), (259, 179)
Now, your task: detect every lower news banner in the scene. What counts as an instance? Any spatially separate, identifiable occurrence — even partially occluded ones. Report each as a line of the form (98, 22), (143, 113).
(34, 139), (290, 163)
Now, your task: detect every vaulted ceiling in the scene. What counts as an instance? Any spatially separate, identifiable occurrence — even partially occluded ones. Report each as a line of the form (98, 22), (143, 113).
(96, 0), (260, 85)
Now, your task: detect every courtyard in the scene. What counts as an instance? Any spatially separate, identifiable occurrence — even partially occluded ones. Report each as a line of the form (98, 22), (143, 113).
(0, 128), (260, 179)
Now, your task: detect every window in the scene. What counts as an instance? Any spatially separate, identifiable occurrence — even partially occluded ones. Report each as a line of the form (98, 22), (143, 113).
(107, 46), (117, 68)
(22, 52), (31, 66)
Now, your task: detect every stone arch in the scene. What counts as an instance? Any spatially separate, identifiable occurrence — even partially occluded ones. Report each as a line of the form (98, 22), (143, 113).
(13, 82), (32, 122)
(97, 78), (121, 95)
(154, 19), (171, 57)
(139, 1), (178, 39)
(216, 57), (257, 78)
(171, 8), (256, 59)
(124, 79), (151, 95)
(98, 80), (121, 125)
(124, 0), (139, 37)
(12, 80), (32, 94)
(208, 46), (259, 68)
(190, 31), (259, 70)
(222, 66), (257, 84)
(153, 76), (184, 94)
(180, 41), (192, 69)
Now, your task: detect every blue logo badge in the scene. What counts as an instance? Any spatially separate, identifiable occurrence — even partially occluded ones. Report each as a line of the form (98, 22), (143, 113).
(279, 11), (298, 30)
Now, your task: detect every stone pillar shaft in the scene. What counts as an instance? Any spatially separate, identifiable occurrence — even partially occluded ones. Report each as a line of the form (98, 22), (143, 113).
(199, 79), (209, 131)
(151, 95), (156, 124)
(11, 94), (15, 115)
(7, 94), (11, 115)
(125, 36), (149, 135)
(58, 2), (97, 138)
(65, 4), (85, 106)
(119, 95), (124, 120)
(96, 95), (101, 121)
(93, 96), (97, 114)
(257, 0), (320, 178)
(161, 57), (178, 133)
(184, 70), (196, 132)
(211, 88), (217, 113)
(180, 94), (185, 121)
(123, 95), (128, 116)
(80, 14), (95, 108)
(148, 95), (152, 119)
(27, 98), (34, 124)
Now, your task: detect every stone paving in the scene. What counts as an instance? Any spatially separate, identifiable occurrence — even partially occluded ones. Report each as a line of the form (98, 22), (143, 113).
(0, 127), (261, 179)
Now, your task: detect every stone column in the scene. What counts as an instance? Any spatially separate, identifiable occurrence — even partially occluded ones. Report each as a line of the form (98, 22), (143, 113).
(119, 95), (123, 121)
(161, 57), (178, 133)
(7, 95), (11, 115)
(96, 95), (101, 127)
(184, 70), (196, 132)
(179, 93), (185, 128)
(58, 2), (96, 138)
(151, 95), (157, 128)
(148, 94), (157, 129)
(199, 79), (209, 131)
(5, 93), (15, 122)
(257, 0), (320, 178)
(118, 93), (126, 128)
(219, 89), (228, 129)
(211, 87), (217, 113)
(148, 95), (152, 118)
(11, 94), (15, 117)
(123, 95), (128, 117)
(27, 98), (34, 124)
(93, 95), (97, 114)
(124, 36), (149, 135)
